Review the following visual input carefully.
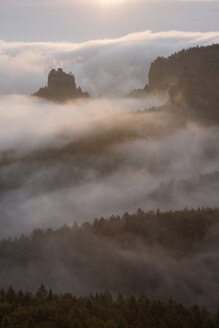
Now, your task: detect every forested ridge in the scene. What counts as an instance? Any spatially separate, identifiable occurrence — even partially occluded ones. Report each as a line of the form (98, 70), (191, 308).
(1, 207), (218, 254)
(0, 285), (219, 328)
(131, 44), (219, 123)
(0, 208), (219, 310)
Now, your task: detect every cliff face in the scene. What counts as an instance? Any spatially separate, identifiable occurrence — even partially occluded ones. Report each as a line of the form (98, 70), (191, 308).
(34, 68), (89, 101)
(149, 45), (219, 92)
(148, 45), (219, 122)
(130, 45), (219, 123)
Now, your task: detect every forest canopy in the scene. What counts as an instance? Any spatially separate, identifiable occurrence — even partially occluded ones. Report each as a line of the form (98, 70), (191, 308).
(0, 285), (219, 328)
(0, 208), (219, 310)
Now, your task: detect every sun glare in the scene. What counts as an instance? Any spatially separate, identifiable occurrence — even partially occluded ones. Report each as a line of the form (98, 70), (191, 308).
(99, 0), (126, 5)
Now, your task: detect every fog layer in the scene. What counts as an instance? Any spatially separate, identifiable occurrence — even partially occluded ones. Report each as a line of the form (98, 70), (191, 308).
(1, 30), (219, 96)
(0, 94), (218, 238)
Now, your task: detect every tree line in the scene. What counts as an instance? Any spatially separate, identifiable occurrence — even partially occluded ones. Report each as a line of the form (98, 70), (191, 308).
(0, 285), (219, 328)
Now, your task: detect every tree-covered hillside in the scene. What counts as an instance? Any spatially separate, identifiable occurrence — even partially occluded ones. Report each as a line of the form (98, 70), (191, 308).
(0, 286), (219, 328)
(131, 44), (219, 123)
(0, 208), (219, 310)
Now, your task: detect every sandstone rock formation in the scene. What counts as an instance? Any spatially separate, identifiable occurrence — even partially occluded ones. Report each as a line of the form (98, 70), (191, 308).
(33, 68), (89, 101)
(130, 44), (219, 123)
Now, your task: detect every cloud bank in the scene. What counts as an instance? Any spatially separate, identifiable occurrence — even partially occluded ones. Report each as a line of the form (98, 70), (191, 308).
(0, 94), (218, 238)
(1, 30), (219, 96)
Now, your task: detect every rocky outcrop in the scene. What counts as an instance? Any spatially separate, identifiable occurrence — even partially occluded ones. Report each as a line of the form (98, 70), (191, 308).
(33, 68), (89, 101)
(148, 45), (219, 93)
(130, 44), (219, 123)
(163, 45), (219, 123)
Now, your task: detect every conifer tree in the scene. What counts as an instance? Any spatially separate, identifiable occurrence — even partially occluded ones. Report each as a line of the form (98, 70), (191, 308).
(35, 284), (48, 299)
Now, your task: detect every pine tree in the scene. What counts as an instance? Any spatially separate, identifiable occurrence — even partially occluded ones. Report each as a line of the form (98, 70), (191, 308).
(47, 288), (53, 301)
(35, 284), (48, 299)
(6, 286), (16, 304)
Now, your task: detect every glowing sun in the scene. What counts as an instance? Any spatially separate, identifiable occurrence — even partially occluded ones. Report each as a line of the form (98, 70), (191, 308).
(99, 0), (126, 4)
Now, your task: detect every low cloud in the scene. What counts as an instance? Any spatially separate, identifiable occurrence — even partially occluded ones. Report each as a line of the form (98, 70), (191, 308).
(1, 30), (219, 96)
(0, 95), (218, 238)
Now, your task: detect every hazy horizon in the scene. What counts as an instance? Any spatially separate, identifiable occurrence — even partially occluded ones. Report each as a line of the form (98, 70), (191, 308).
(1, 1), (219, 42)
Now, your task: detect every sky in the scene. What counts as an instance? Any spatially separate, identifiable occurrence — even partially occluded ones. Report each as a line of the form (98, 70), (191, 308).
(0, 0), (219, 42)
(0, 0), (219, 96)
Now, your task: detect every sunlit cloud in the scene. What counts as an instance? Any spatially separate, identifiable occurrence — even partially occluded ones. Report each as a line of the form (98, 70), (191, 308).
(0, 30), (219, 96)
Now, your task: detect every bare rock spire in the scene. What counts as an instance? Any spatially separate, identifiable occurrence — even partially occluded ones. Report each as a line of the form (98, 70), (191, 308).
(33, 68), (89, 101)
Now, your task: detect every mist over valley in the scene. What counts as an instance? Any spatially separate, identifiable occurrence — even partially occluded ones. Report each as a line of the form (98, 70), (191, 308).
(0, 34), (218, 323)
